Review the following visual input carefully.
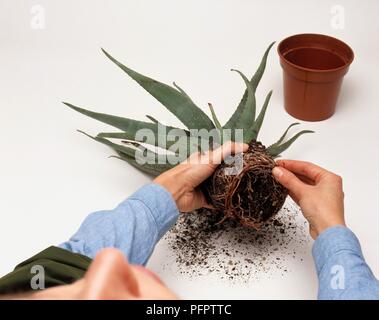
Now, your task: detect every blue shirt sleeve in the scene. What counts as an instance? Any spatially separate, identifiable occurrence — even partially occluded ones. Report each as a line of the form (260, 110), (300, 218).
(59, 184), (179, 266)
(313, 226), (379, 300)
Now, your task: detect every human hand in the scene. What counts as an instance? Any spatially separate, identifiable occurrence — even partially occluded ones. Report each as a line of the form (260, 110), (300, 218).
(154, 141), (248, 212)
(272, 160), (345, 239)
(29, 248), (178, 300)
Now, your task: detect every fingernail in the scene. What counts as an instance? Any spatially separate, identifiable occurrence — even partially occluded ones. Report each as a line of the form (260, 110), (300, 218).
(272, 167), (283, 178)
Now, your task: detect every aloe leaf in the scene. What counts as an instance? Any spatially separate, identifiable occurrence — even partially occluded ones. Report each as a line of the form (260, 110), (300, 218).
(64, 102), (189, 150)
(112, 152), (167, 177)
(207, 103), (222, 129)
(97, 131), (191, 156)
(98, 130), (198, 160)
(146, 115), (159, 123)
(223, 42), (275, 139)
(224, 69), (255, 133)
(64, 102), (161, 132)
(121, 140), (182, 165)
(78, 130), (137, 158)
(206, 103), (223, 145)
(109, 152), (164, 177)
(97, 131), (137, 140)
(250, 90), (273, 141)
(122, 141), (141, 148)
(115, 147), (175, 174)
(78, 130), (175, 173)
(250, 42), (275, 90)
(173, 82), (193, 102)
(101, 49), (215, 131)
(269, 122), (300, 149)
(97, 131), (187, 139)
(266, 130), (314, 157)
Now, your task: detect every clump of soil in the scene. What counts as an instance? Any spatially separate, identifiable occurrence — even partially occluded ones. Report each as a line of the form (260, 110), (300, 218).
(163, 200), (309, 282)
(202, 141), (288, 229)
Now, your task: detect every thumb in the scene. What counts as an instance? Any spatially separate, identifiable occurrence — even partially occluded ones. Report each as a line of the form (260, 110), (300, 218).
(272, 166), (305, 200)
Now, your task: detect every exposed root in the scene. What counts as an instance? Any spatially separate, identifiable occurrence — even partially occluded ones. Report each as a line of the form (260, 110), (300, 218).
(202, 141), (288, 229)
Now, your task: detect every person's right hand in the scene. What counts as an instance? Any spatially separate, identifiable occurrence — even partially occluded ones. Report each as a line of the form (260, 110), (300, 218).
(272, 160), (346, 239)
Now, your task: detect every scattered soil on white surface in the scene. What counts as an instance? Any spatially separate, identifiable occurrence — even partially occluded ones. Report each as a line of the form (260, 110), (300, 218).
(163, 199), (310, 283)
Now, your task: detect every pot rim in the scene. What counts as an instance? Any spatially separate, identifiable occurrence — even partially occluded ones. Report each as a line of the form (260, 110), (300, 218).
(278, 33), (354, 74)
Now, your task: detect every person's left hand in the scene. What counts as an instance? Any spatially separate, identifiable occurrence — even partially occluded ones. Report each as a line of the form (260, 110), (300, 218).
(154, 141), (248, 212)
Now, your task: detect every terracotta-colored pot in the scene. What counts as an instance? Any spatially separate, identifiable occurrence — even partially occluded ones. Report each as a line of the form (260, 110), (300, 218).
(278, 34), (354, 121)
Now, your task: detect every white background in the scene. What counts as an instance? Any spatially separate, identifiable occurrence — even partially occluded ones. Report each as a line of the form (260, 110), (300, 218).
(0, 0), (378, 299)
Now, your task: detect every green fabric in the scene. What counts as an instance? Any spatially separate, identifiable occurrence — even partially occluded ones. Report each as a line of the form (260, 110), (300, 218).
(0, 246), (91, 294)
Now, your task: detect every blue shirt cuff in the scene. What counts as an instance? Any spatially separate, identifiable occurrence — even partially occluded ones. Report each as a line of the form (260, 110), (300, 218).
(126, 183), (179, 239)
(312, 226), (363, 275)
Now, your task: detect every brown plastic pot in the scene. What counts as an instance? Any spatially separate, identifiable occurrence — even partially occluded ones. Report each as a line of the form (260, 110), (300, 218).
(278, 34), (354, 121)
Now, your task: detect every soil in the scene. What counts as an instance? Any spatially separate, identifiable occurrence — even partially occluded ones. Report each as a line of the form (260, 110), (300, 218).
(163, 199), (309, 283)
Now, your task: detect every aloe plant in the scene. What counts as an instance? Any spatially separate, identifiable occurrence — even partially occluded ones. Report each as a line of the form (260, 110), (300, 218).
(65, 43), (313, 228)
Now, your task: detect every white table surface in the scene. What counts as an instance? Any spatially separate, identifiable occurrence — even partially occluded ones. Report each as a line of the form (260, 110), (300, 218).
(1, 0), (378, 299)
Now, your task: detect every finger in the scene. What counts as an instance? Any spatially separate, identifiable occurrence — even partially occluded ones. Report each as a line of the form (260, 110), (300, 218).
(294, 173), (316, 185)
(203, 203), (215, 210)
(183, 190), (212, 212)
(186, 142), (248, 166)
(84, 248), (140, 299)
(196, 188), (215, 210)
(276, 160), (328, 183)
(207, 141), (248, 166)
(272, 166), (306, 200)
